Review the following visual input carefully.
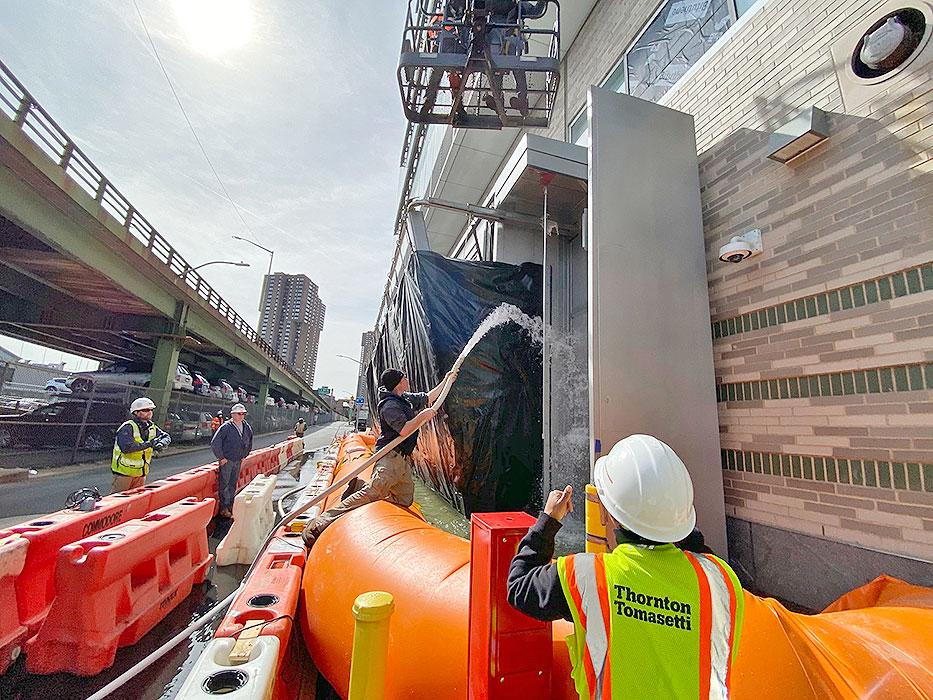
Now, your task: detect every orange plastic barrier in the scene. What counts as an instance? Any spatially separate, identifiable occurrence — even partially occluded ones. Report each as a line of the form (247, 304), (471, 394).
(25, 498), (214, 676)
(145, 465), (218, 513)
(215, 524), (306, 668)
(0, 487), (155, 634)
(0, 534), (28, 675)
(301, 435), (933, 699)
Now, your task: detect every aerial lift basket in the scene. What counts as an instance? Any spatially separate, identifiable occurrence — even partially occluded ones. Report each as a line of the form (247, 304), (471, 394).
(398, 0), (561, 129)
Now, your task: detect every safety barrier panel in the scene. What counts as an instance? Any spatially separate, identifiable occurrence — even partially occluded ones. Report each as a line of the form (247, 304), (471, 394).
(215, 525), (306, 661)
(0, 535), (28, 675)
(468, 512), (552, 699)
(145, 466), (218, 513)
(289, 458), (336, 525)
(215, 475), (277, 566)
(0, 487), (155, 634)
(25, 498), (214, 676)
(175, 636), (280, 700)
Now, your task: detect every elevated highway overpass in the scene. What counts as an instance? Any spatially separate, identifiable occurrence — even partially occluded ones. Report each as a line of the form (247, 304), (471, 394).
(0, 60), (326, 424)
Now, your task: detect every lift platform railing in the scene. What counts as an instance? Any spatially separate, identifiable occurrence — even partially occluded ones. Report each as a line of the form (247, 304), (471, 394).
(0, 60), (305, 386)
(398, 0), (561, 129)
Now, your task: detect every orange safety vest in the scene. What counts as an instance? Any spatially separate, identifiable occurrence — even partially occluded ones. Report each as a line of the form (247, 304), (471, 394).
(211, 416), (221, 432)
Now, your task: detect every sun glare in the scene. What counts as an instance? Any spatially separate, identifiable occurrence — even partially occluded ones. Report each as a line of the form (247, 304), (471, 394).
(173, 0), (253, 57)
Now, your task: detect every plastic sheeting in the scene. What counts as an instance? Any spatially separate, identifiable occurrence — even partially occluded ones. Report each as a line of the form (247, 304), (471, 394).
(368, 251), (542, 514)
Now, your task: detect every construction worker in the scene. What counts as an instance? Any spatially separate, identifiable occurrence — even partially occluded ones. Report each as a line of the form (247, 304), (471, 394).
(424, 0), (468, 121)
(508, 435), (744, 699)
(110, 397), (171, 494)
(294, 417), (306, 438)
(483, 0), (548, 116)
(210, 403), (253, 519)
(302, 367), (455, 546)
(210, 410), (223, 434)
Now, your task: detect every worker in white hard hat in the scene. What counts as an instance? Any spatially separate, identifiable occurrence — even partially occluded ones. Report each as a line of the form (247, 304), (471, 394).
(210, 403), (253, 519)
(110, 396), (171, 494)
(507, 434), (744, 700)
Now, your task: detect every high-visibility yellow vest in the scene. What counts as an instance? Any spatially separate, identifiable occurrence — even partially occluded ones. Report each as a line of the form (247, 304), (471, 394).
(557, 544), (743, 700)
(111, 419), (157, 477)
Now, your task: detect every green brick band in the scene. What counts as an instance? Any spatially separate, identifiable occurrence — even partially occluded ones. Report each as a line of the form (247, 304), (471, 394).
(712, 262), (933, 340)
(717, 363), (932, 402)
(721, 448), (933, 492)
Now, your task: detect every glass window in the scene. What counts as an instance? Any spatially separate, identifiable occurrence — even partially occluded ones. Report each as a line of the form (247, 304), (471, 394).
(735, 0), (756, 15)
(569, 109), (588, 146)
(627, 0), (733, 103)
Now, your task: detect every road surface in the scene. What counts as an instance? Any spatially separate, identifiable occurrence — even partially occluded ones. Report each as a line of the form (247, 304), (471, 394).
(0, 421), (344, 521)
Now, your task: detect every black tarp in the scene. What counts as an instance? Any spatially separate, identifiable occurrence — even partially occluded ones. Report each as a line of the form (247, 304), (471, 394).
(367, 251), (542, 515)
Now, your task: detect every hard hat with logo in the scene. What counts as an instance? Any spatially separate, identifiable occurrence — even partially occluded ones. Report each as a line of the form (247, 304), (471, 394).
(593, 434), (696, 543)
(130, 397), (156, 413)
(230, 403), (247, 414)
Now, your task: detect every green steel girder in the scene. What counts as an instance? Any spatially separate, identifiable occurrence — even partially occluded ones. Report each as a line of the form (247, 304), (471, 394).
(0, 121), (317, 403)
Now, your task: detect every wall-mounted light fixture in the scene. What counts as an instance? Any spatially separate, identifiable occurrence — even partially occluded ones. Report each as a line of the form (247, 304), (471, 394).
(767, 107), (830, 163)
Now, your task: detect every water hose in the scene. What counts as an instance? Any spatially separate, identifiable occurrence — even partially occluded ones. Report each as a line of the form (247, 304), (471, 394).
(87, 378), (461, 697)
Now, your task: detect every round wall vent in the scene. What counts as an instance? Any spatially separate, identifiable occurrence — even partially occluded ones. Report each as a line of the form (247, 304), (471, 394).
(851, 8), (927, 79)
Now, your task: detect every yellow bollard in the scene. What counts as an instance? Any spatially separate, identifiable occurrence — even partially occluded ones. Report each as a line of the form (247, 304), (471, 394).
(585, 484), (609, 554)
(348, 591), (395, 700)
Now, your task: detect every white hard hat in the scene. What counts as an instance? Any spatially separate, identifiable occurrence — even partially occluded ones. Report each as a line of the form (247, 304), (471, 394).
(230, 403), (247, 414)
(593, 434), (696, 543)
(130, 397), (156, 412)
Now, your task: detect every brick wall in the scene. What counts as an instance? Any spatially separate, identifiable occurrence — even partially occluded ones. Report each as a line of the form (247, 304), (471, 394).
(543, 0), (933, 564)
(663, 0), (933, 562)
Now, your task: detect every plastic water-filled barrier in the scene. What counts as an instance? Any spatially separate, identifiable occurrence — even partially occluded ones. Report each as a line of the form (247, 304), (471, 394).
(300, 434), (933, 699)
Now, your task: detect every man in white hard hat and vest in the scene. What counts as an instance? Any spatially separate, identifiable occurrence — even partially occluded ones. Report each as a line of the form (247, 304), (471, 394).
(508, 434), (744, 699)
(111, 396), (171, 494)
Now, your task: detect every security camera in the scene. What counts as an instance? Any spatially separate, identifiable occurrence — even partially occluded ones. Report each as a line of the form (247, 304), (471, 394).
(718, 230), (763, 264)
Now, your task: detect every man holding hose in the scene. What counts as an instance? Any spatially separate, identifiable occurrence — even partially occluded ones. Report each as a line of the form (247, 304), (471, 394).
(302, 366), (455, 546)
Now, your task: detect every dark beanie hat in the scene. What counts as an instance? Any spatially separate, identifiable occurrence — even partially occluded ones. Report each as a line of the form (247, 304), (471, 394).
(381, 368), (405, 392)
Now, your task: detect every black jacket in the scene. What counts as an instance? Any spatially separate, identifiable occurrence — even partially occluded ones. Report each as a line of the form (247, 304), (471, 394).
(375, 387), (428, 456)
(507, 514), (716, 622)
(210, 420), (253, 462)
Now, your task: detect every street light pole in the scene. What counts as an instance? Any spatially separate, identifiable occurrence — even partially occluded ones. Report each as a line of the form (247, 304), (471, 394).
(192, 260), (250, 271)
(232, 235), (274, 276)
(232, 235), (275, 314)
(336, 354), (362, 365)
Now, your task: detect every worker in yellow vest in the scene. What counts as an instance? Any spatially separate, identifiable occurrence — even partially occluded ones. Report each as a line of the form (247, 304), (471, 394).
(508, 434), (744, 699)
(110, 397), (171, 493)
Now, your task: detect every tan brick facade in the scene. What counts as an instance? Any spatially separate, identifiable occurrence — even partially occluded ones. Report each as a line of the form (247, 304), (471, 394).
(545, 0), (933, 563)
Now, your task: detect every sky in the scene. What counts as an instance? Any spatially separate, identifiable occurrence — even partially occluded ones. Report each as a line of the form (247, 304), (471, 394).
(0, 0), (408, 397)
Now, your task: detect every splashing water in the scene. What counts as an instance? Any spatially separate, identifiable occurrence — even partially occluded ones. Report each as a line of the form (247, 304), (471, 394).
(453, 303), (543, 370)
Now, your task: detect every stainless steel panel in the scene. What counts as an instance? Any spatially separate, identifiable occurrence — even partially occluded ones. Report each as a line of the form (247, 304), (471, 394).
(587, 88), (727, 553)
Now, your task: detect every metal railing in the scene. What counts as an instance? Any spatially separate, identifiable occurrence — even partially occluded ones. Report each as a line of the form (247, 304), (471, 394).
(0, 60), (305, 386)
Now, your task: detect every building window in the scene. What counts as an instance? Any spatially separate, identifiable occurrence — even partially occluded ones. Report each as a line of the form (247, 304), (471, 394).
(627, 0), (733, 103)
(734, 0), (757, 16)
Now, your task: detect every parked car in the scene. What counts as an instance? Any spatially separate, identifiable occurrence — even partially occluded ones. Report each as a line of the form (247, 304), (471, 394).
(175, 364), (195, 393)
(207, 384), (223, 400)
(190, 411), (213, 438)
(235, 386), (248, 402)
(192, 372), (211, 396)
(216, 380), (237, 402)
(69, 361), (193, 395)
(0, 400), (126, 451)
(163, 411), (198, 442)
(44, 378), (72, 395)
(264, 396), (275, 407)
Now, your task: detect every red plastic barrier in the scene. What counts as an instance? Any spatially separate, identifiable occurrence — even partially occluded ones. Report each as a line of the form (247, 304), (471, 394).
(469, 512), (552, 699)
(0, 534), (28, 675)
(145, 466), (218, 513)
(215, 524), (306, 668)
(0, 488), (154, 634)
(25, 498), (214, 676)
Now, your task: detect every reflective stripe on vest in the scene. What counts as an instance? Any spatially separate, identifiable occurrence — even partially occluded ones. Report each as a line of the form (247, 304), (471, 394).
(559, 547), (742, 700)
(684, 552), (738, 700)
(111, 420), (156, 477)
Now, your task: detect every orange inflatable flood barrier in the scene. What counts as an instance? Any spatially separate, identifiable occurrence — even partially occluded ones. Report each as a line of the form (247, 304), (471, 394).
(25, 497), (214, 676)
(301, 434), (933, 699)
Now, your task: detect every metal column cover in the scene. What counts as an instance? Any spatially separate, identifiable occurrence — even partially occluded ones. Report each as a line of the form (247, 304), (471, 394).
(468, 512), (551, 699)
(587, 88), (727, 554)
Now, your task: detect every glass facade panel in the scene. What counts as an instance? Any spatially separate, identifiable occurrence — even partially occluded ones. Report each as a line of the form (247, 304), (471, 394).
(569, 109), (588, 146)
(626, 0), (733, 103)
(735, 0), (757, 16)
